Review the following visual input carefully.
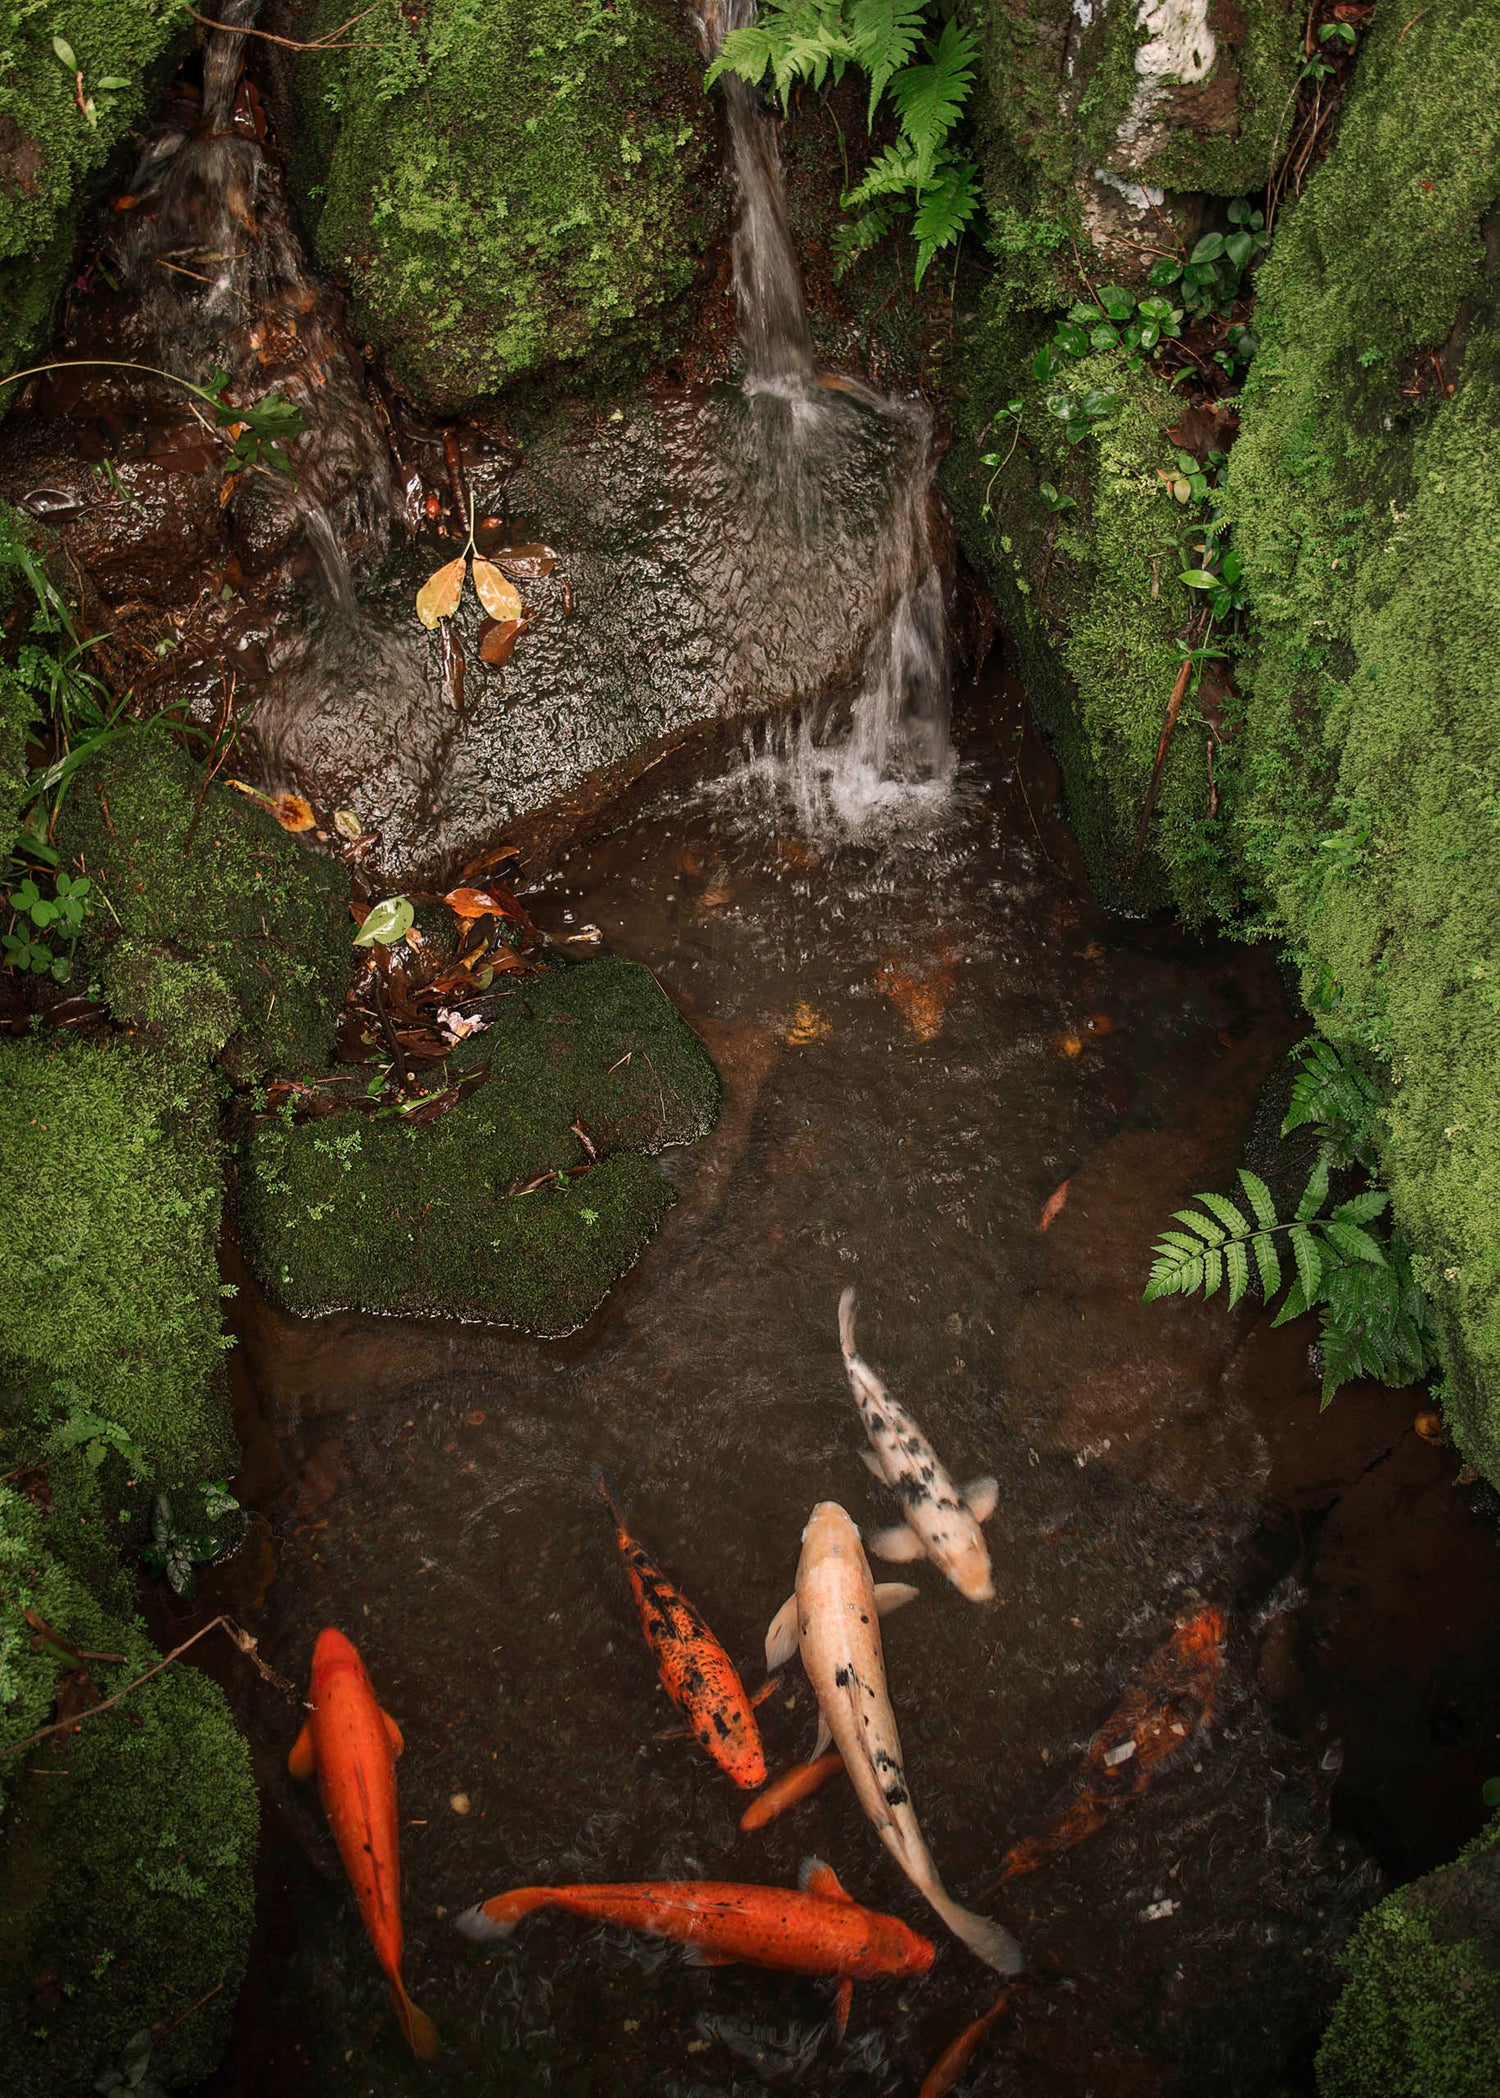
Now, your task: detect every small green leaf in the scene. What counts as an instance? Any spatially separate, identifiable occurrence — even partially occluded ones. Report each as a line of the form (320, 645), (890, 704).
(1290, 1223), (1323, 1301)
(1226, 1238), (1249, 1306)
(1189, 232), (1225, 265)
(1322, 1219), (1388, 1266)
(53, 35), (77, 70)
(1198, 1191), (1248, 1235)
(1238, 1169), (1277, 1229)
(1173, 1208), (1225, 1246)
(1180, 568), (1217, 587)
(1296, 1151), (1331, 1221)
(1252, 1230), (1282, 1298)
(353, 895), (414, 948)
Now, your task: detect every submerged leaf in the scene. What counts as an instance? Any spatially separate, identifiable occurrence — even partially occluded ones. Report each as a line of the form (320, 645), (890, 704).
(353, 895), (415, 947)
(471, 558), (522, 622)
(478, 617), (522, 667)
(416, 557), (466, 628)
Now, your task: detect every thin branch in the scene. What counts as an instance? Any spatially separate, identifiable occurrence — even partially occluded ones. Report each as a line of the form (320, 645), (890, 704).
(1125, 620), (1209, 880)
(184, 3), (385, 50)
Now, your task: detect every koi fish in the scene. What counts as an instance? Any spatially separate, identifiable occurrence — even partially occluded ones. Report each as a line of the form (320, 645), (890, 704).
(837, 1290), (998, 1603)
(739, 1751), (846, 1832)
(288, 1627), (437, 2060)
(766, 1502), (1021, 1974)
(456, 1857), (934, 2036)
(598, 1471), (768, 1790)
(919, 1987), (1022, 2098)
(977, 1605), (1227, 1895)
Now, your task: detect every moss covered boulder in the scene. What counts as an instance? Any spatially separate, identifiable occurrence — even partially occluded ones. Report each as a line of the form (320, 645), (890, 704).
(1219, 0), (1500, 1477)
(57, 732), (351, 1082)
(0, 3), (190, 386)
(0, 1483), (256, 2097)
(239, 954), (719, 1332)
(0, 1035), (231, 1480)
(275, 0), (722, 408)
(1317, 1817), (1500, 2096)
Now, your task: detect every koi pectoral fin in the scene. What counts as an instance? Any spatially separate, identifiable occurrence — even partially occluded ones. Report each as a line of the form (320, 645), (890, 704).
(287, 1719), (317, 1781)
(832, 1977), (854, 2040)
(766, 1593), (799, 1672)
(381, 1708), (405, 1758)
(873, 1581), (922, 1615)
(811, 1711), (833, 1759)
(800, 1856), (853, 1903)
(964, 1476), (999, 1524)
(749, 1675), (781, 1709)
(869, 1524), (926, 1564)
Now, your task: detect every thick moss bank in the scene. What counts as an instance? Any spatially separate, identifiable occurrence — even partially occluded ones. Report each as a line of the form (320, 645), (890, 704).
(239, 954), (720, 1333)
(0, 3), (190, 383)
(276, 0), (722, 407)
(1317, 1815), (1500, 2096)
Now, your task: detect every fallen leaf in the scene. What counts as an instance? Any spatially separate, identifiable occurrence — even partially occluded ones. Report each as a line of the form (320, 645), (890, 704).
(471, 557), (522, 622)
(444, 884), (526, 922)
(478, 616), (521, 667)
(353, 895), (415, 948)
(415, 556), (466, 628)
(1414, 1410), (1443, 1443)
(457, 841), (521, 884)
(1058, 1034), (1083, 1059)
(332, 807), (364, 840)
(269, 791), (316, 833)
(490, 542), (557, 579)
(782, 1001), (832, 1045)
(876, 946), (958, 1044)
(1039, 1179), (1070, 1232)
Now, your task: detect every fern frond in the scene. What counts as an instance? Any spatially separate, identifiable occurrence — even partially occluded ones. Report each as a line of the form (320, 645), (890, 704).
(888, 18), (977, 183)
(912, 153), (979, 281)
(1281, 1036), (1380, 1169)
(1289, 1221), (1322, 1301)
(1295, 1152), (1330, 1222)
(1225, 1237), (1250, 1306)
(847, 0), (927, 125)
(830, 201), (898, 276)
(1321, 1218), (1388, 1266)
(843, 139), (922, 211)
(708, 2), (853, 105)
(1251, 1230), (1281, 1297)
(1239, 1168), (1277, 1230)
(1198, 1190), (1249, 1235)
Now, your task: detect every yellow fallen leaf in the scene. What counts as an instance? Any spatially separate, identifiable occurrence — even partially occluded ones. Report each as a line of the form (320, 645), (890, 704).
(269, 792), (316, 833)
(415, 556), (466, 628)
(782, 1001), (832, 1045)
(471, 557), (522, 623)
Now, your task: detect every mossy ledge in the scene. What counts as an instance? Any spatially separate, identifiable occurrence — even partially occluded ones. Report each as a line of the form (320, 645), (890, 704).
(238, 953), (721, 1333)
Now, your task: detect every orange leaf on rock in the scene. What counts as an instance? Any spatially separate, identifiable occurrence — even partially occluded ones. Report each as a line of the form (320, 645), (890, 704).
(415, 556), (466, 628)
(491, 542), (557, 579)
(471, 558), (522, 622)
(478, 617), (521, 667)
(269, 792), (316, 832)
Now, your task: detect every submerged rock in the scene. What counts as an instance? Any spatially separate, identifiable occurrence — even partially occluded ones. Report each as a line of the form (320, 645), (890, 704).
(237, 955), (720, 1334)
(272, 0), (725, 406)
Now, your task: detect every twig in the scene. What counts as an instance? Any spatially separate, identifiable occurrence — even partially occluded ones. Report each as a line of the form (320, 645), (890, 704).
(2, 1614), (292, 1757)
(1398, 7), (1432, 42)
(184, 3), (384, 51)
(1124, 628), (1204, 880)
(183, 667), (238, 855)
(152, 1981), (224, 2045)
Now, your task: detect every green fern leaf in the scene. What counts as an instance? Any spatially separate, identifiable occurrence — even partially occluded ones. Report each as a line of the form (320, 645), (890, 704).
(831, 201), (898, 276)
(1238, 1168), (1277, 1230)
(911, 152), (979, 282)
(848, 0), (927, 125)
(1272, 1273), (1309, 1326)
(1198, 1190), (1249, 1235)
(1295, 1152), (1330, 1222)
(1225, 1237), (1249, 1307)
(1252, 1230), (1281, 1297)
(1289, 1222), (1323, 1300)
(1202, 1246), (1224, 1296)
(1331, 1189), (1390, 1226)
(1321, 1219), (1388, 1266)
(843, 139), (921, 210)
(1173, 1207), (1226, 1246)
(888, 18), (977, 183)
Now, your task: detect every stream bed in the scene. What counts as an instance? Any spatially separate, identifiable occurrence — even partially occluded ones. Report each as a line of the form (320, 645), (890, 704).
(186, 672), (1500, 2098)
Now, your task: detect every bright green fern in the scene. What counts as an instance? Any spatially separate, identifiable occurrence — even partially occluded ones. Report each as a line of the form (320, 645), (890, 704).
(1143, 1040), (1441, 1407)
(707, 1), (979, 285)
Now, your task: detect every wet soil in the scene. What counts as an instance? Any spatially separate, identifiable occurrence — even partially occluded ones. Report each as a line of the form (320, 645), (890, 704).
(180, 674), (1500, 2098)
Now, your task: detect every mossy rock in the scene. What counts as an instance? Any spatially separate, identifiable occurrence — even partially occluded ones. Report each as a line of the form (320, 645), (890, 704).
(238, 954), (719, 1332)
(1220, 0), (1500, 1480)
(0, 3), (192, 388)
(0, 1034), (231, 1481)
(0, 1486), (256, 2096)
(56, 730), (351, 1083)
(943, 323), (1225, 916)
(276, 0), (723, 408)
(1317, 1817), (1500, 2096)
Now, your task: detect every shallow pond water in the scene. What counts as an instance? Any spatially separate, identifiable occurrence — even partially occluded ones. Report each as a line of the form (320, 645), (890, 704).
(188, 674), (1500, 2098)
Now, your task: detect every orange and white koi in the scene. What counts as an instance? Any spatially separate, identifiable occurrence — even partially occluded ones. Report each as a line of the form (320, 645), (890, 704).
(838, 1290), (998, 1602)
(289, 1627), (437, 2059)
(599, 1472), (768, 1789)
(978, 1605), (1227, 1894)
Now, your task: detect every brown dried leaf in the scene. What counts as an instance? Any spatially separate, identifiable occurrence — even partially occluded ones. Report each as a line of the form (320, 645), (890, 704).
(491, 542), (558, 579)
(415, 556), (466, 629)
(269, 792), (316, 832)
(471, 558), (522, 623)
(478, 617), (521, 667)
(458, 842), (521, 884)
(444, 884), (521, 922)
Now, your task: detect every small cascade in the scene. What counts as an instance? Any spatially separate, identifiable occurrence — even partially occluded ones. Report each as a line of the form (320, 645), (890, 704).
(696, 0), (956, 837)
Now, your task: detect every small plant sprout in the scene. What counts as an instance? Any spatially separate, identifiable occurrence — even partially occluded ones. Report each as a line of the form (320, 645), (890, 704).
(51, 35), (133, 129)
(0, 358), (304, 478)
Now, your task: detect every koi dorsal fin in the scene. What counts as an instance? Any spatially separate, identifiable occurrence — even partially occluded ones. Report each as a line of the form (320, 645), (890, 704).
(381, 1708), (404, 1758)
(800, 1856), (853, 1903)
(287, 1719), (317, 1781)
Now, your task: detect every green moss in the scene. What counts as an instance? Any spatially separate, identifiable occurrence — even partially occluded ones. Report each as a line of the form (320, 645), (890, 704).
(0, 1035), (230, 1481)
(56, 731), (350, 1083)
(1220, 0), (1500, 1476)
(0, 3), (191, 385)
(239, 954), (719, 1333)
(1317, 1817), (1500, 2097)
(943, 306), (1225, 913)
(0, 1486), (256, 2096)
(283, 0), (721, 407)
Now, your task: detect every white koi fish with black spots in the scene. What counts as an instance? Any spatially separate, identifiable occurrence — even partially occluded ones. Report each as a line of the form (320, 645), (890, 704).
(766, 1502), (1022, 1975)
(838, 1289), (998, 1604)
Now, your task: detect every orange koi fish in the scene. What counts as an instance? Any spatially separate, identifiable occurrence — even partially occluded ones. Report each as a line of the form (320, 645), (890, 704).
(599, 1472), (768, 1790)
(289, 1627), (437, 2060)
(739, 1751), (846, 1832)
(457, 1857), (934, 2034)
(919, 1987), (1023, 2098)
(978, 1605), (1227, 1896)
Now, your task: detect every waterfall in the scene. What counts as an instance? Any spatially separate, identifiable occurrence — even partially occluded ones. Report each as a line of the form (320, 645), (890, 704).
(696, 0), (956, 837)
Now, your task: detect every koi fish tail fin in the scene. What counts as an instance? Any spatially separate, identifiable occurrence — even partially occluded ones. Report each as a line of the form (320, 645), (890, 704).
(838, 1286), (859, 1362)
(593, 1466), (625, 1528)
(454, 1888), (551, 1942)
(920, 1880), (1024, 1978)
(390, 1976), (439, 2060)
